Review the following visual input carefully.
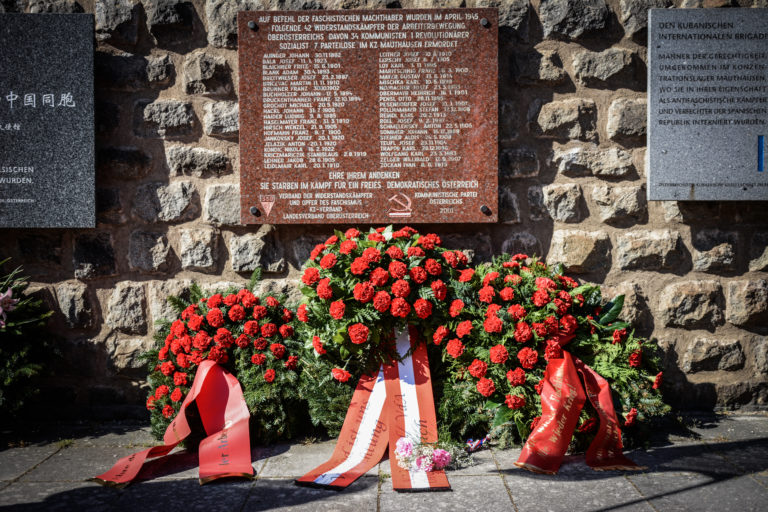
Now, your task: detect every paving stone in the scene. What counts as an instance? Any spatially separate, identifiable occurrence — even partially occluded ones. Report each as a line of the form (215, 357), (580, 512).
(249, 477), (378, 511)
(258, 440), (376, 478)
(117, 477), (252, 511)
(0, 481), (117, 511)
(19, 444), (138, 482)
(628, 470), (768, 511)
(0, 444), (59, 481)
(379, 474), (512, 511)
(447, 448), (498, 477)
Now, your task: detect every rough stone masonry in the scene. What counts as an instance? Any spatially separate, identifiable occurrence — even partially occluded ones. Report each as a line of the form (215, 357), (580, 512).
(1, 0), (767, 417)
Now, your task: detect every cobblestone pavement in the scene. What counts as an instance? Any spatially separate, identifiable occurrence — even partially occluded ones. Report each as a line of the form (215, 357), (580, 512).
(0, 414), (766, 511)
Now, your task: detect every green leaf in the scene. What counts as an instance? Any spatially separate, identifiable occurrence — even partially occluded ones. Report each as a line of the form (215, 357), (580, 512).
(248, 268), (263, 291)
(599, 295), (625, 325)
(484, 399), (502, 410)
(492, 406), (514, 428)
(515, 416), (529, 441)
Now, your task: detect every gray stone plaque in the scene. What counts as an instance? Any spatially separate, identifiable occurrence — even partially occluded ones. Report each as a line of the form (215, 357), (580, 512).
(648, 8), (768, 201)
(0, 14), (95, 227)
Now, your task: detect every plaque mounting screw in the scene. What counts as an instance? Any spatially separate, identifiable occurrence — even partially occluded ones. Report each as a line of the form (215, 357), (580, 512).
(249, 206), (261, 217)
(480, 18), (490, 28)
(480, 205), (492, 216)
(247, 20), (258, 31)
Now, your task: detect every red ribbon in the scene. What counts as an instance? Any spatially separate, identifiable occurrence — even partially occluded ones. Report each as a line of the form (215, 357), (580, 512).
(515, 337), (643, 475)
(93, 361), (254, 487)
(297, 326), (449, 491)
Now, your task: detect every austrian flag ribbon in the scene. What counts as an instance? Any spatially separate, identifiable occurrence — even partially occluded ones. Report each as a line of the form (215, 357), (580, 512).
(515, 345), (645, 475)
(297, 326), (450, 492)
(93, 361), (254, 487)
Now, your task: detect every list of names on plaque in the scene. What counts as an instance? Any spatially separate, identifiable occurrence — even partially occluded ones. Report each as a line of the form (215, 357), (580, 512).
(239, 9), (498, 224)
(649, 8), (768, 201)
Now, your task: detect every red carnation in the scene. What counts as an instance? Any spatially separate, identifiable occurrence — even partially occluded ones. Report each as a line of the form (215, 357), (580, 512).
(193, 332), (211, 351)
(386, 246), (404, 259)
(482, 271), (500, 287)
(350, 258), (370, 277)
(340, 240), (357, 255)
(353, 282), (375, 303)
(368, 232), (386, 242)
(146, 397), (156, 410)
(224, 294), (238, 307)
(442, 251), (458, 268)
(187, 314), (203, 331)
(507, 367), (525, 387)
(362, 247), (381, 263)
(312, 335), (326, 355)
(253, 337), (267, 350)
(486, 304), (502, 318)
(228, 304), (246, 322)
(181, 304), (198, 320)
(317, 278), (333, 300)
(332, 368), (351, 382)
(389, 261), (407, 279)
(266, 297), (279, 307)
(159, 345), (169, 360)
(535, 277), (557, 291)
(629, 350), (642, 367)
(578, 418), (598, 433)
(514, 321), (533, 343)
(207, 294), (223, 309)
(468, 359), (487, 378)
(433, 325), (449, 345)
(624, 407), (638, 427)
(560, 314), (578, 335)
(344, 228), (360, 239)
(370, 267), (389, 287)
(532, 322), (547, 338)
(456, 320), (473, 338)
(325, 235), (338, 246)
(478, 285), (496, 303)
(155, 385), (169, 398)
(253, 305), (267, 320)
(483, 315), (503, 333)
(545, 339), (564, 360)
(320, 253), (337, 269)
(454, 250), (468, 266)
(310, 243), (326, 260)
(176, 353), (189, 368)
(251, 353), (266, 365)
(535, 380), (544, 394)
(417, 233), (441, 249)
(302, 267), (320, 285)
(261, 323), (277, 337)
(517, 347), (539, 369)
(409, 266), (427, 284)
(171, 388), (183, 402)
(531, 416), (541, 431)
(613, 328), (627, 344)
(214, 328), (234, 347)
(348, 323), (369, 344)
(533, 289), (550, 307)
(449, 299), (464, 317)
(407, 246), (425, 258)
(508, 304), (526, 321)
(264, 369), (276, 383)
(414, 298), (433, 319)
(505, 394), (525, 410)
(270, 343), (286, 359)
(505, 274), (522, 285)
(241, 290), (258, 308)
(391, 279), (411, 298)
(390, 297), (410, 317)
(653, 372), (663, 390)
(424, 258), (442, 276)
(206, 308), (224, 328)
(235, 334), (250, 348)
(171, 319), (186, 337)
(297, 304), (309, 322)
(512, 253), (529, 261)
(373, 291), (391, 313)
(458, 268), (475, 282)
(490, 344), (509, 364)
(329, 300), (346, 319)
(446, 338), (464, 359)
(499, 287), (515, 301)
(431, 279), (447, 300)
(279, 324), (294, 338)
(207, 345), (228, 364)
(173, 372), (188, 386)
(162, 405), (175, 419)
(285, 355), (299, 370)
(160, 361), (175, 376)
(476, 378), (496, 397)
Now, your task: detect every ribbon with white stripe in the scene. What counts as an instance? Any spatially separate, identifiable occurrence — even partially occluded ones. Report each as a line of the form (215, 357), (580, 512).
(296, 326), (450, 492)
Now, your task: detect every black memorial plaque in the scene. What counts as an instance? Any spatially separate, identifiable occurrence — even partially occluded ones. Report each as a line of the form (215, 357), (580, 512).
(0, 14), (95, 228)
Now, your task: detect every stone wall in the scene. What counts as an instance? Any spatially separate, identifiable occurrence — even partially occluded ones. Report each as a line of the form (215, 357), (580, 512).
(1, 0), (767, 416)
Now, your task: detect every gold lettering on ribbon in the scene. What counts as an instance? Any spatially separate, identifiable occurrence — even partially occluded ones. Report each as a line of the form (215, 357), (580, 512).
(217, 428), (230, 466)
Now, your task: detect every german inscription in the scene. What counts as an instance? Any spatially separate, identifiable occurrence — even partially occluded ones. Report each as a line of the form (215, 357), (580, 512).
(0, 14), (95, 227)
(239, 9), (498, 224)
(649, 8), (768, 201)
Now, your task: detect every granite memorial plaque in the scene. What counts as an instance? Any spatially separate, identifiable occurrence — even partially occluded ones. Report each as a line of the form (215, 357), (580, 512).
(239, 8), (498, 224)
(648, 8), (768, 201)
(0, 14), (95, 228)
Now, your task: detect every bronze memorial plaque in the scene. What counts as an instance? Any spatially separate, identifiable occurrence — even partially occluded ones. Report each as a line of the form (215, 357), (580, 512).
(239, 8), (498, 224)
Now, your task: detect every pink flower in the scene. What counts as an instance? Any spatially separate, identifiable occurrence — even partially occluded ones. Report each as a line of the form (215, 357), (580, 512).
(432, 449), (451, 470)
(395, 437), (413, 458)
(0, 288), (19, 327)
